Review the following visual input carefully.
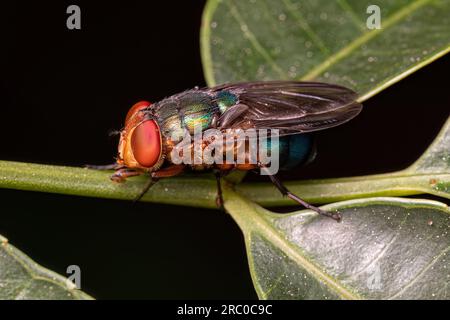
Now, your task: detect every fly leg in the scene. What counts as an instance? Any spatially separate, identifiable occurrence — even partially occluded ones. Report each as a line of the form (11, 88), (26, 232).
(133, 177), (160, 203)
(134, 165), (185, 202)
(214, 170), (224, 209)
(267, 173), (341, 221)
(85, 163), (123, 170)
(111, 168), (143, 182)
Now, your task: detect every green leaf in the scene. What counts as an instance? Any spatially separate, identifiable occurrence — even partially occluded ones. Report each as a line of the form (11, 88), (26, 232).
(406, 115), (450, 196)
(201, 0), (450, 101)
(237, 115), (450, 206)
(223, 188), (450, 299)
(0, 235), (92, 299)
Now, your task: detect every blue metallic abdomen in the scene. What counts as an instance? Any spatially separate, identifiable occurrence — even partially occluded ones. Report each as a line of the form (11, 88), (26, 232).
(278, 134), (314, 170)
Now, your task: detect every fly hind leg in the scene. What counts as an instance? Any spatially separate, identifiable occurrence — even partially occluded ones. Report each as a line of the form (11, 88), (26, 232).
(267, 173), (341, 221)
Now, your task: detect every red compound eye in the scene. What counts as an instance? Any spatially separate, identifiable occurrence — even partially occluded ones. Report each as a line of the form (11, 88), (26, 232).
(131, 120), (161, 167)
(126, 101), (151, 124)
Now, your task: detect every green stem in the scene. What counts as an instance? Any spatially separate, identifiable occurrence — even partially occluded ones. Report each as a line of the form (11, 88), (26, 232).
(0, 160), (447, 208)
(0, 160), (218, 208)
(236, 170), (450, 207)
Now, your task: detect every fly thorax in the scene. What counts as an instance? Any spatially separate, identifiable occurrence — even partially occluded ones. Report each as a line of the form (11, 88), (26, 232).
(215, 90), (238, 113)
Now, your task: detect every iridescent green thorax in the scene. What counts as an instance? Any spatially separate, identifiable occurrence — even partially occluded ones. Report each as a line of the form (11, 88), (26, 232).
(157, 91), (217, 141)
(162, 115), (185, 141)
(215, 90), (238, 113)
(157, 90), (239, 142)
(184, 107), (213, 132)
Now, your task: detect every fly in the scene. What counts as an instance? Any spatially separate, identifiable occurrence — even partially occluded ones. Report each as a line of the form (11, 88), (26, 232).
(90, 81), (362, 221)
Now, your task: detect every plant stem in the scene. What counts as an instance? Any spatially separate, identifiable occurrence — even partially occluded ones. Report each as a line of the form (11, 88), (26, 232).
(0, 160), (218, 208)
(236, 171), (450, 207)
(1, 160), (448, 209)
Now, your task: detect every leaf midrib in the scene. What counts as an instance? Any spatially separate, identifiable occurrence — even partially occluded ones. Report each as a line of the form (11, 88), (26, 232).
(210, 0), (433, 83)
(300, 0), (432, 81)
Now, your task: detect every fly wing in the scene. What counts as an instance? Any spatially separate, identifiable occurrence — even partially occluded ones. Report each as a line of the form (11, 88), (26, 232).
(209, 81), (362, 135)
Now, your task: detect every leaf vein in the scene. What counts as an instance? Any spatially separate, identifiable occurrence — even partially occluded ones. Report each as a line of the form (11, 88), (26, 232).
(261, 274), (284, 298)
(349, 234), (398, 279)
(300, 0), (433, 81)
(281, 0), (330, 55)
(227, 0), (287, 78)
(388, 243), (450, 299)
(337, 0), (367, 31)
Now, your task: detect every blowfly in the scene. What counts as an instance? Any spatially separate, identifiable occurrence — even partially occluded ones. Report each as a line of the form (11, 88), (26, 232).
(91, 81), (362, 221)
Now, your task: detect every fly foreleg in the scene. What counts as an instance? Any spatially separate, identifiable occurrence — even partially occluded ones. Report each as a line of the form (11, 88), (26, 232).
(111, 168), (143, 182)
(86, 163), (123, 170)
(134, 165), (185, 202)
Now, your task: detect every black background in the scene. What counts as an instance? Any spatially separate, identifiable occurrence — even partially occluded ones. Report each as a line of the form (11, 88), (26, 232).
(0, 1), (449, 299)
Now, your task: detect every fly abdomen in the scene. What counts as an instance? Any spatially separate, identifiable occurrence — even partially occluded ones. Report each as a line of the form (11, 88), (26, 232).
(277, 134), (314, 170)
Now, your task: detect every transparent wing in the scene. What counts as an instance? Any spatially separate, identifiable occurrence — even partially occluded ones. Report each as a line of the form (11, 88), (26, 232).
(209, 81), (362, 135)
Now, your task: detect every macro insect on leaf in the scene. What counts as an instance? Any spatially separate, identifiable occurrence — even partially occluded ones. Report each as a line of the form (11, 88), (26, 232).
(90, 81), (361, 220)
